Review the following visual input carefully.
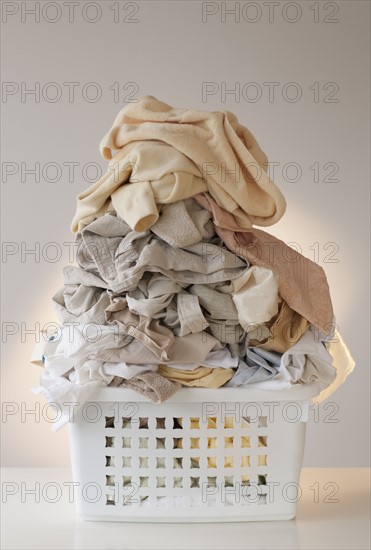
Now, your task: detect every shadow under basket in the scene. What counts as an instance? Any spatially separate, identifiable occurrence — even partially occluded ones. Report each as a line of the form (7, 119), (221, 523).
(68, 383), (320, 522)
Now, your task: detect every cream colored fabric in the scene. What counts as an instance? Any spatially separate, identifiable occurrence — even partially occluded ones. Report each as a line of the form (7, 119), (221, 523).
(314, 329), (356, 403)
(97, 95), (286, 229)
(71, 141), (207, 233)
(232, 266), (279, 328)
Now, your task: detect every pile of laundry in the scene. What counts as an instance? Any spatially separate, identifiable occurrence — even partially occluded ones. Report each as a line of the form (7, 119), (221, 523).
(32, 96), (355, 429)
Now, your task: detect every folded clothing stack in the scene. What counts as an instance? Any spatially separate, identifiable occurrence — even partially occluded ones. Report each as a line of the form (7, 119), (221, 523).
(32, 96), (355, 429)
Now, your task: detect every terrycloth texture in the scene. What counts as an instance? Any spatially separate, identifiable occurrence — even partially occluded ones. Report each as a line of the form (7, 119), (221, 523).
(158, 365), (234, 388)
(195, 193), (334, 335)
(118, 370), (182, 403)
(71, 141), (208, 233)
(76, 212), (247, 293)
(150, 197), (215, 247)
(97, 95), (286, 229)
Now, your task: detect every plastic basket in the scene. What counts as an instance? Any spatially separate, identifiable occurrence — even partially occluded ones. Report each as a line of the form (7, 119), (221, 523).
(68, 383), (320, 522)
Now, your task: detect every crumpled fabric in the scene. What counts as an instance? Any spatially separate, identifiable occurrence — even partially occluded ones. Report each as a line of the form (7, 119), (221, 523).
(226, 328), (337, 391)
(195, 192), (334, 336)
(71, 141), (208, 233)
(315, 328), (356, 403)
(231, 265), (279, 327)
(158, 365), (234, 388)
(76, 211), (247, 293)
(34, 97), (355, 427)
(97, 95), (286, 229)
(250, 298), (309, 353)
(117, 370), (182, 403)
(150, 197), (215, 248)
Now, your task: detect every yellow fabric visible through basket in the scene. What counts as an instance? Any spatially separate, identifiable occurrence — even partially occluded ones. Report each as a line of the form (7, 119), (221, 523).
(175, 416), (268, 484)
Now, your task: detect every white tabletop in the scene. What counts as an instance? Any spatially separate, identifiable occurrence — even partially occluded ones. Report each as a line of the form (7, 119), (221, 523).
(1, 468), (370, 549)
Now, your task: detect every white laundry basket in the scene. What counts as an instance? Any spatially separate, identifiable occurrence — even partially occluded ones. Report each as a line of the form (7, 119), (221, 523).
(68, 383), (320, 522)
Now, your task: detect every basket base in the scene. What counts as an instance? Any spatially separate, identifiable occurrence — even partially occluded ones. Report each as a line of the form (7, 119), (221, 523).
(77, 513), (296, 523)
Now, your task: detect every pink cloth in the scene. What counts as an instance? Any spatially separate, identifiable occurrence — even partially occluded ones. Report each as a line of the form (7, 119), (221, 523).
(195, 193), (334, 336)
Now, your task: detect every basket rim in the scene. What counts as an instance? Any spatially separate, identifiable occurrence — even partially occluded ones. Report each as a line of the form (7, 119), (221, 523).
(87, 382), (322, 404)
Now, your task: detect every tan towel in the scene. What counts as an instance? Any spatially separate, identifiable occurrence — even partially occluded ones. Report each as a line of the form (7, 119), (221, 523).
(118, 371), (181, 403)
(195, 193), (334, 336)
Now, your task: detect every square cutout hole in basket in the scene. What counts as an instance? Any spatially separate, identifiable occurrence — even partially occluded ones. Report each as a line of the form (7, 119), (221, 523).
(123, 476), (132, 486)
(207, 457), (217, 468)
(105, 436), (115, 448)
(224, 456), (234, 468)
(241, 456), (251, 467)
(173, 417), (183, 429)
(207, 437), (217, 448)
(122, 456), (132, 468)
(173, 477), (183, 488)
(258, 474), (267, 486)
(190, 417), (200, 429)
(190, 437), (200, 449)
(122, 417), (132, 429)
(105, 456), (114, 467)
(207, 417), (217, 429)
(139, 417), (149, 429)
(173, 457), (183, 469)
(106, 496), (115, 506)
(139, 457), (149, 469)
(224, 436), (234, 448)
(207, 476), (217, 487)
(156, 417), (166, 429)
(224, 417), (234, 429)
(241, 416), (250, 429)
(190, 477), (200, 488)
(190, 457), (200, 469)
(224, 475), (234, 487)
(139, 477), (149, 488)
(122, 437), (131, 448)
(173, 437), (183, 449)
(241, 436), (251, 448)
(156, 437), (166, 449)
(156, 457), (166, 469)
(258, 454), (268, 466)
(241, 476), (250, 486)
(156, 477), (166, 488)
(258, 435), (268, 447)
(105, 416), (115, 428)
(139, 437), (149, 449)
(106, 475), (115, 486)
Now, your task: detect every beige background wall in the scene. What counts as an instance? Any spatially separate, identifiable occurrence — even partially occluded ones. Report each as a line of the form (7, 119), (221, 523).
(1, 0), (370, 467)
